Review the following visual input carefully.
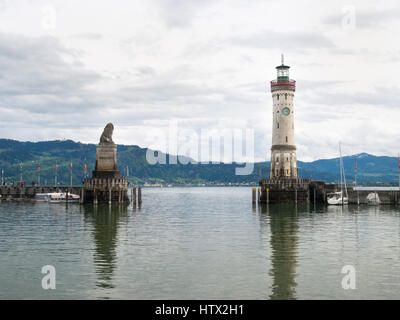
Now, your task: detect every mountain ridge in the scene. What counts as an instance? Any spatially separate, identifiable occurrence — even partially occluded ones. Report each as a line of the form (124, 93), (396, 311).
(0, 139), (398, 185)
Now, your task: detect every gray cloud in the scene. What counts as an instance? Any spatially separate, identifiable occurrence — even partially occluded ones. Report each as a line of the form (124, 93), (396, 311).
(153, 0), (215, 28)
(0, 33), (102, 111)
(230, 31), (334, 51)
(307, 86), (400, 109)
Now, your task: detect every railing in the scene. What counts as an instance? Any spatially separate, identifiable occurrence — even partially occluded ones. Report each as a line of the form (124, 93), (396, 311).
(270, 79), (296, 87)
(83, 177), (129, 188)
(259, 178), (311, 189)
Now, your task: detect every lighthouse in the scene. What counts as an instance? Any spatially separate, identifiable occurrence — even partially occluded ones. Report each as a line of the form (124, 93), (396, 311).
(259, 56), (326, 204)
(269, 55), (298, 179)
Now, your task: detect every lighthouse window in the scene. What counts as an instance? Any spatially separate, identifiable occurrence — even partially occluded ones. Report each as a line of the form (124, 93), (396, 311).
(286, 170), (289, 175)
(277, 94), (279, 100)
(277, 123), (279, 129)
(285, 93), (287, 100)
(286, 136), (288, 142)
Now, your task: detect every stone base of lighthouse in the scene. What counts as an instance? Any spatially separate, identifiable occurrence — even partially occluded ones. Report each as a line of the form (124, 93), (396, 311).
(259, 178), (328, 204)
(269, 145), (298, 179)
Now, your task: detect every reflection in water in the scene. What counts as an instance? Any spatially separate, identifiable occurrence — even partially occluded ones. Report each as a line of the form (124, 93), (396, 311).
(83, 205), (128, 289)
(259, 204), (301, 300)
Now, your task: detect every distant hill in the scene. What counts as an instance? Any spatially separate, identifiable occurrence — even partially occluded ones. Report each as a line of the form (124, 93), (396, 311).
(0, 139), (398, 186)
(298, 152), (400, 185)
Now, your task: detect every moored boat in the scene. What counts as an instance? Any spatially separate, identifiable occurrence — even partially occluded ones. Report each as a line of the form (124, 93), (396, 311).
(328, 142), (349, 206)
(366, 192), (380, 206)
(35, 192), (80, 203)
(327, 191), (348, 205)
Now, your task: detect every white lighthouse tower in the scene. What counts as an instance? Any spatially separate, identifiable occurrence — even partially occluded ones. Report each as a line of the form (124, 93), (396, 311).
(269, 55), (298, 179)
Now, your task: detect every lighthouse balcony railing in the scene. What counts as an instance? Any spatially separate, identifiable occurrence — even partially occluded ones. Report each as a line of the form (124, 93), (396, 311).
(270, 79), (296, 87)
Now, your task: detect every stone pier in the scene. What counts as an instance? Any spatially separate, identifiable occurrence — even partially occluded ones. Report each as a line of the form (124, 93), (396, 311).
(259, 178), (400, 205)
(82, 178), (129, 204)
(259, 178), (312, 204)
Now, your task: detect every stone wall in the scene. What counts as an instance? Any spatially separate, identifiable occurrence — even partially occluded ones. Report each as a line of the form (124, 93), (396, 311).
(82, 178), (130, 204)
(259, 178), (311, 203)
(348, 189), (400, 205)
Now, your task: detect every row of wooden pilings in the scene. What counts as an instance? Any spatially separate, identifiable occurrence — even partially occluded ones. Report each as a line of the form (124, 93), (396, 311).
(78, 187), (143, 206)
(131, 187), (142, 207)
(252, 187), (303, 205)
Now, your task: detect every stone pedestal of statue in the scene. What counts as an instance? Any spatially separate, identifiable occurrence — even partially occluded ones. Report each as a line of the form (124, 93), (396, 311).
(82, 123), (130, 204)
(92, 143), (122, 179)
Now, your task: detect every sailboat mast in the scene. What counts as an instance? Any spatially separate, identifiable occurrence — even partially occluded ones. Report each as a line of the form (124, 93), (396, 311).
(339, 142), (343, 193)
(339, 142), (348, 198)
(343, 160), (348, 198)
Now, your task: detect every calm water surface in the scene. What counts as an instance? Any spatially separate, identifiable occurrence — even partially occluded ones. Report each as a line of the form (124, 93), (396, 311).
(0, 187), (400, 299)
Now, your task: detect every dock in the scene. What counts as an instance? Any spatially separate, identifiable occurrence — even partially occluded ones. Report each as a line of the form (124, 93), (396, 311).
(0, 186), (82, 200)
(0, 185), (143, 206)
(259, 179), (400, 205)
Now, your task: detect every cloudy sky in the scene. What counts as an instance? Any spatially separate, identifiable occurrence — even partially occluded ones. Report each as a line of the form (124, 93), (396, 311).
(0, 0), (399, 162)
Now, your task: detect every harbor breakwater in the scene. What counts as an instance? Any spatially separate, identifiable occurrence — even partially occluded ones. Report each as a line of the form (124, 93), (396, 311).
(258, 180), (400, 205)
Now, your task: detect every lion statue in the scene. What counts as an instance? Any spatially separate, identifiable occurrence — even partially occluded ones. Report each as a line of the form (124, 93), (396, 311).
(99, 123), (115, 144)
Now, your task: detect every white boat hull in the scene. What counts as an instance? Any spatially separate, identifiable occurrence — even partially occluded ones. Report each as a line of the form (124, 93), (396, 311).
(327, 197), (348, 205)
(35, 192), (80, 203)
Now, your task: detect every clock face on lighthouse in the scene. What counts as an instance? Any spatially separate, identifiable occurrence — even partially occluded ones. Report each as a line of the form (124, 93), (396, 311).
(282, 107), (290, 116)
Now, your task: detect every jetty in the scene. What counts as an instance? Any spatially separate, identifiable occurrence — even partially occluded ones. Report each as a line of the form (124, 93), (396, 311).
(257, 180), (400, 205)
(0, 185), (82, 200)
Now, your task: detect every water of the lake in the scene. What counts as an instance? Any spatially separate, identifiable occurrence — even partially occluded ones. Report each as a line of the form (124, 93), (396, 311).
(0, 187), (399, 300)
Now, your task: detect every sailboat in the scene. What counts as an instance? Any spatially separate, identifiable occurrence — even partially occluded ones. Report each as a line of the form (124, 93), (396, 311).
(328, 142), (349, 205)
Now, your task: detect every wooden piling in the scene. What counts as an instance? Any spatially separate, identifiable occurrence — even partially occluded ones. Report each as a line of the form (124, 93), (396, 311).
(295, 188), (297, 204)
(252, 188), (256, 203)
(313, 187), (316, 206)
(132, 187), (137, 206)
(257, 188), (261, 203)
(109, 187), (112, 205)
(138, 187), (142, 205)
(267, 188), (270, 204)
(94, 189), (98, 205)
